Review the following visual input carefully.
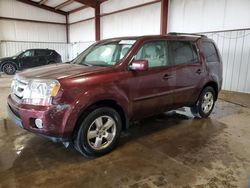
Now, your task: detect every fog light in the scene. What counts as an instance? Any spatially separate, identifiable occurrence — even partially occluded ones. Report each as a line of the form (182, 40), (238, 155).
(35, 119), (43, 129)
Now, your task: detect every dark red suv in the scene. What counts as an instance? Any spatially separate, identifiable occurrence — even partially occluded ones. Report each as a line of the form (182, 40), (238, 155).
(7, 33), (222, 157)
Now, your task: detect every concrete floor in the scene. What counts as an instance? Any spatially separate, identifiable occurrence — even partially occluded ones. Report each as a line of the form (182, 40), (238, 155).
(0, 74), (250, 187)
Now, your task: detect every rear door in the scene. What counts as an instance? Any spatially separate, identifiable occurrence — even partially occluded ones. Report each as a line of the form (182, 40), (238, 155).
(169, 40), (205, 107)
(128, 40), (175, 119)
(35, 50), (48, 66)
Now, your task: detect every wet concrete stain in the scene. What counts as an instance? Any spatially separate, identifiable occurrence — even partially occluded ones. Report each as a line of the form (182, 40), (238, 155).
(0, 100), (250, 187)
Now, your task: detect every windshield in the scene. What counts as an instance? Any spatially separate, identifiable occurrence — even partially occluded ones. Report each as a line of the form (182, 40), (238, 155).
(14, 50), (25, 57)
(72, 40), (136, 67)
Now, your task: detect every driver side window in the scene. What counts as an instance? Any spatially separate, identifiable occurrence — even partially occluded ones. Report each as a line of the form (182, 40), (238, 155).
(22, 50), (34, 57)
(134, 41), (168, 68)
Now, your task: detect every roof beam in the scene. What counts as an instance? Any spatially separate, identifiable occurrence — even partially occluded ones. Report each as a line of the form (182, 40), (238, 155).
(74, 0), (97, 8)
(69, 5), (88, 14)
(0, 16), (66, 25)
(39, 0), (49, 5)
(55, 0), (74, 10)
(68, 0), (108, 14)
(17, 0), (67, 15)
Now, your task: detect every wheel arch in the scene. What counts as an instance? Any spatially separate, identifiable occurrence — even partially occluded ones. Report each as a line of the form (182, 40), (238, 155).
(72, 99), (129, 139)
(1, 61), (18, 72)
(47, 60), (56, 64)
(201, 81), (219, 100)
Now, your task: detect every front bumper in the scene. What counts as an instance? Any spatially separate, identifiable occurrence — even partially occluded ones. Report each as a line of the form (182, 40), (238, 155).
(7, 95), (70, 142)
(7, 103), (23, 129)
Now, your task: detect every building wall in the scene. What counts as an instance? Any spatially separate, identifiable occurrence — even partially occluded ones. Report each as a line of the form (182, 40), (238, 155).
(69, 20), (95, 43)
(101, 2), (161, 39)
(0, 20), (66, 43)
(0, 0), (68, 60)
(168, 0), (250, 33)
(0, 0), (65, 23)
(0, 0), (66, 42)
(68, 7), (95, 57)
(68, 0), (161, 57)
(69, 0), (161, 40)
(206, 30), (250, 93)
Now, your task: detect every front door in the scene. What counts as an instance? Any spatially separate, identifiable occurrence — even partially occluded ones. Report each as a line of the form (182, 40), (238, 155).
(19, 50), (38, 69)
(128, 40), (175, 119)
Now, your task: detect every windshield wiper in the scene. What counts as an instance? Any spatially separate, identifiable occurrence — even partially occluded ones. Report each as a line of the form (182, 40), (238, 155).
(81, 62), (93, 66)
(92, 64), (111, 67)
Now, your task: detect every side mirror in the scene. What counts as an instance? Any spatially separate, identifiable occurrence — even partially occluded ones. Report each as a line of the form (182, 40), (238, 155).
(129, 60), (148, 71)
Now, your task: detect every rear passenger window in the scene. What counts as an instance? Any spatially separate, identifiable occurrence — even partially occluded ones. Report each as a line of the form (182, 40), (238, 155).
(202, 42), (219, 63)
(134, 41), (169, 68)
(170, 41), (198, 65)
(36, 50), (49, 56)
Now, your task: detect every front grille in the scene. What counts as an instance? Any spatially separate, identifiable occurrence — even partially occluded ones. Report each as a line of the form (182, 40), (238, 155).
(11, 75), (29, 100)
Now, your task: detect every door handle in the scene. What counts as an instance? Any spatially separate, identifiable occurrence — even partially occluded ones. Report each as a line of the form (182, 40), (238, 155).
(196, 69), (202, 75)
(163, 74), (172, 80)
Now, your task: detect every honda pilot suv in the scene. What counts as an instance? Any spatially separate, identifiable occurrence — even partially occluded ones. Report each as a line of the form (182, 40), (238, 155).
(7, 33), (222, 157)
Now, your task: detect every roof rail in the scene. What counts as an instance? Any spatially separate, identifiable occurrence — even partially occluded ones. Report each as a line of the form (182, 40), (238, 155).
(168, 32), (207, 38)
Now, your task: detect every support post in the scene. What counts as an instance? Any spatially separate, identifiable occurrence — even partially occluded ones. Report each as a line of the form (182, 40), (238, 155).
(160, 0), (169, 35)
(66, 14), (69, 43)
(95, 2), (100, 41)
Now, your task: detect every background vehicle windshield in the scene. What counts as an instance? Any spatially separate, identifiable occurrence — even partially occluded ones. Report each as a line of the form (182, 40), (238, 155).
(14, 51), (24, 57)
(72, 40), (136, 67)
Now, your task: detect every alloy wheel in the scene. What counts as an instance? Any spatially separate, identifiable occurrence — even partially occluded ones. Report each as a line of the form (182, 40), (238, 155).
(3, 64), (15, 74)
(201, 91), (214, 114)
(87, 115), (116, 150)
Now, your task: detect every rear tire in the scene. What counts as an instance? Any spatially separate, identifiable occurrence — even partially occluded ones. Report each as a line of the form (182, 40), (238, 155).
(48, 61), (55, 64)
(73, 107), (122, 157)
(190, 86), (216, 118)
(2, 63), (16, 75)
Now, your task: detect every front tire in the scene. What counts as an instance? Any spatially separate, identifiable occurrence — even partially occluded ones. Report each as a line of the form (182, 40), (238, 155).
(74, 107), (122, 157)
(191, 86), (216, 118)
(2, 63), (16, 75)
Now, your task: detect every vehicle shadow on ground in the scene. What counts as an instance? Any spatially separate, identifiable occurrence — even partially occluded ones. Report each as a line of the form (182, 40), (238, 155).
(118, 109), (226, 152)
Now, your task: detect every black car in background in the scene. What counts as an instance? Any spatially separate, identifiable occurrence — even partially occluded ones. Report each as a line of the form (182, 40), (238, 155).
(0, 49), (62, 75)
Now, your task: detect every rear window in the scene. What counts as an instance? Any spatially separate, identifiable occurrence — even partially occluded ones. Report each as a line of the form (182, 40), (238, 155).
(202, 41), (219, 63)
(51, 50), (58, 56)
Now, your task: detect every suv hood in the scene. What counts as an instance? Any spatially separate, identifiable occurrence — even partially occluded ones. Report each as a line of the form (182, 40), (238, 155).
(0, 56), (16, 62)
(18, 63), (110, 80)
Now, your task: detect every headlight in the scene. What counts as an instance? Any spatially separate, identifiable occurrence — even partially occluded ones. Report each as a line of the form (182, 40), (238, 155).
(23, 80), (60, 105)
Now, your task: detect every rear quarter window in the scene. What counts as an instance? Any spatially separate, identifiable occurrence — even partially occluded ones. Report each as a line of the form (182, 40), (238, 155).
(201, 41), (219, 63)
